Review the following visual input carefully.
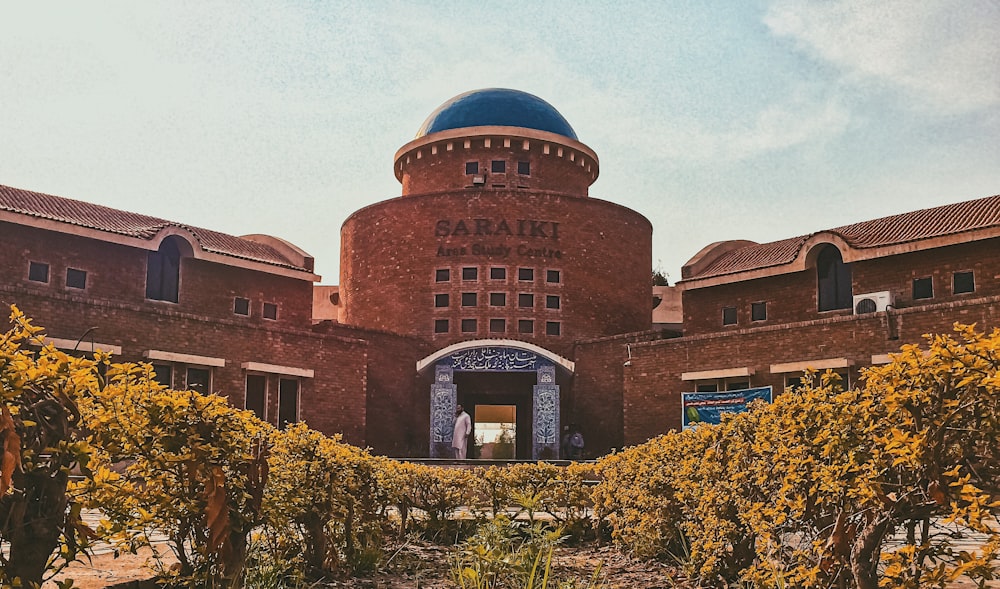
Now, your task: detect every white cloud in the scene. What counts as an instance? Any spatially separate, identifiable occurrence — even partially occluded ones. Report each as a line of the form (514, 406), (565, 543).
(574, 87), (850, 164)
(764, 0), (1000, 113)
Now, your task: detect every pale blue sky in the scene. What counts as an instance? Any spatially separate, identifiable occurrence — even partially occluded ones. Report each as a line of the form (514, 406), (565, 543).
(1, 1), (998, 284)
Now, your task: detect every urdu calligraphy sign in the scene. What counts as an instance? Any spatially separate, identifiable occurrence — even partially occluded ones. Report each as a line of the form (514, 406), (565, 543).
(449, 347), (544, 372)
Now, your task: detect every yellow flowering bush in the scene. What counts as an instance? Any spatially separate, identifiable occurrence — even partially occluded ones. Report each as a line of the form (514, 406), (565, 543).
(392, 461), (475, 533)
(265, 422), (396, 575)
(596, 324), (1000, 589)
(0, 307), (100, 589)
(82, 362), (272, 588)
(11, 308), (997, 589)
(592, 432), (691, 560)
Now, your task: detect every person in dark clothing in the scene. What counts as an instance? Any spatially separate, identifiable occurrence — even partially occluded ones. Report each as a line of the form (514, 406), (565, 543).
(567, 424), (585, 460)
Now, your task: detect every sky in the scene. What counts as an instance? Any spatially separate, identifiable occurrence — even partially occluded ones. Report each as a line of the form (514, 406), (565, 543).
(1, 0), (998, 284)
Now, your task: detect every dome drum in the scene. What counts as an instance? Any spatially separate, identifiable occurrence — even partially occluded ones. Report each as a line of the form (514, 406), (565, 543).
(394, 127), (599, 196)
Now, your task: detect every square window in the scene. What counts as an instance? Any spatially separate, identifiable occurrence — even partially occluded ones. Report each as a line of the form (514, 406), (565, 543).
(785, 376), (804, 392)
(489, 292), (506, 306)
(546, 269), (560, 283)
(461, 318), (477, 333)
(490, 267), (506, 280)
(465, 161), (479, 174)
(722, 306), (737, 326)
(489, 318), (506, 333)
(696, 383), (718, 393)
(913, 277), (933, 300)
(518, 268), (534, 281)
(751, 301), (766, 321)
(435, 293), (449, 307)
(263, 302), (278, 320)
(461, 292), (477, 306)
(434, 319), (449, 333)
(518, 161), (530, 175)
(186, 367), (211, 394)
(245, 374), (266, 420)
(491, 160), (506, 173)
(546, 295), (560, 310)
(462, 267), (478, 280)
(546, 321), (561, 336)
(518, 319), (534, 334)
(726, 380), (750, 391)
(519, 293), (534, 308)
(436, 268), (450, 282)
(234, 297), (250, 316)
(954, 271), (975, 294)
(28, 261), (49, 283)
(66, 268), (87, 289)
(151, 364), (173, 388)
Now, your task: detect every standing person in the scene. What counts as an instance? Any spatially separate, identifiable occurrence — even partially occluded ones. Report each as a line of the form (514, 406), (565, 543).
(560, 425), (571, 460)
(452, 404), (472, 459)
(568, 424), (585, 460)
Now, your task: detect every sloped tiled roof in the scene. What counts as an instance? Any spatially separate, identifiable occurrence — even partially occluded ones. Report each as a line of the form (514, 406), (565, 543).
(689, 194), (1000, 280)
(0, 184), (309, 272)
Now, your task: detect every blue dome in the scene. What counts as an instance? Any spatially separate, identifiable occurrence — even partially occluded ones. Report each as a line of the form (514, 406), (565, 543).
(417, 89), (578, 140)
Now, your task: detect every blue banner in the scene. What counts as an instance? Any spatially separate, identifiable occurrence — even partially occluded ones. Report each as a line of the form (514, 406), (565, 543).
(682, 386), (773, 429)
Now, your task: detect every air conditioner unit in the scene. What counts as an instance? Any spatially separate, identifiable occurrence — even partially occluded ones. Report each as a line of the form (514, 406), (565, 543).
(853, 291), (894, 314)
(472, 175), (485, 185)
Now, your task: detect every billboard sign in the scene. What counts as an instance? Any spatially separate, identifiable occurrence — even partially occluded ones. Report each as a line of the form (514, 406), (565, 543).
(682, 386), (773, 429)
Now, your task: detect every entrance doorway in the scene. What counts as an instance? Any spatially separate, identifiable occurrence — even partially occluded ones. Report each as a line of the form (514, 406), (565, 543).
(475, 405), (516, 459)
(455, 371), (535, 459)
(422, 341), (569, 459)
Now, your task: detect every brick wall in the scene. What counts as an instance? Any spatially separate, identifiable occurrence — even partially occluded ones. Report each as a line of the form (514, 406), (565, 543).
(315, 322), (433, 456)
(623, 296), (1000, 445)
(1, 222), (315, 327)
(683, 237), (1000, 336)
(0, 220), (373, 445)
(1, 221), (149, 302)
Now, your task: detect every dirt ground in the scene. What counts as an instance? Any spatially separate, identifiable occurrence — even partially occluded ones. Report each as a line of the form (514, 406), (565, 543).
(49, 541), (987, 588)
(52, 541), (682, 588)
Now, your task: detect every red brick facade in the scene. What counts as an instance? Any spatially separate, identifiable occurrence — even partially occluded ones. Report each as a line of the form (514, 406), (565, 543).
(5, 87), (997, 459)
(0, 199), (396, 447)
(340, 191), (651, 358)
(618, 293), (1000, 445)
(682, 239), (1000, 335)
(606, 214), (1000, 445)
(314, 321), (433, 456)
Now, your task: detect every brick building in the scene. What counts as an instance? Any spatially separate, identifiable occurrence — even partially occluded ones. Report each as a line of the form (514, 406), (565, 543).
(615, 196), (1000, 445)
(340, 89), (652, 458)
(3, 87), (997, 458)
(0, 183), (427, 451)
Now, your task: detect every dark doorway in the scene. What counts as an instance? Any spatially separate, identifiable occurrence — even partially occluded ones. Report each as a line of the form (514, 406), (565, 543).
(454, 371), (535, 459)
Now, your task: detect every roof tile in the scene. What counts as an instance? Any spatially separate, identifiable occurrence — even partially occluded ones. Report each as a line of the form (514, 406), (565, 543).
(0, 184), (309, 272)
(687, 194), (1000, 280)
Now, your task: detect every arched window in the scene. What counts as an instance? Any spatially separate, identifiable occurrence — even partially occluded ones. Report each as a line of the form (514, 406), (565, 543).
(816, 245), (852, 311)
(146, 238), (182, 302)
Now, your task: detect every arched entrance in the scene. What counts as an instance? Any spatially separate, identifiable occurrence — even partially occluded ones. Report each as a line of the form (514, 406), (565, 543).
(417, 340), (574, 460)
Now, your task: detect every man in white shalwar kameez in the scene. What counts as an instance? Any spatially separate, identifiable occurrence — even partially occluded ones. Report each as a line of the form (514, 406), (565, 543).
(452, 404), (472, 459)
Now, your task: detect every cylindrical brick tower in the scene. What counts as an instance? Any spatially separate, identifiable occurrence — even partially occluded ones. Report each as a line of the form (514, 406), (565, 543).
(340, 89), (652, 358)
